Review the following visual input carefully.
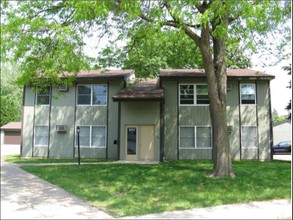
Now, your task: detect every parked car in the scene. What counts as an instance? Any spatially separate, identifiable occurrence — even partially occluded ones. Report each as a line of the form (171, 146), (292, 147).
(272, 141), (291, 154)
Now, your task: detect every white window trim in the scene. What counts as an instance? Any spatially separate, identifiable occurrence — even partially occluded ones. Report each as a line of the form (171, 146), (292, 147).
(75, 125), (107, 148)
(35, 87), (51, 106)
(179, 125), (213, 149)
(179, 83), (209, 106)
(241, 125), (258, 148)
(76, 84), (108, 106)
(240, 83), (256, 106)
(34, 125), (49, 147)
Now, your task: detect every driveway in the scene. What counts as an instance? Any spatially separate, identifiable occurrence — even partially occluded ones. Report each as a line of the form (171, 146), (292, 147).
(1, 144), (292, 219)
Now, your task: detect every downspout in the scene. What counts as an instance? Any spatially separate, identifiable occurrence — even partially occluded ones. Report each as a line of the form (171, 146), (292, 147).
(117, 101), (121, 160)
(177, 81), (179, 160)
(268, 81), (274, 160)
(20, 86), (26, 157)
(73, 82), (77, 158)
(255, 81), (259, 160)
(238, 81), (242, 160)
(106, 81), (109, 159)
(159, 79), (165, 161)
(47, 86), (52, 158)
(32, 87), (36, 157)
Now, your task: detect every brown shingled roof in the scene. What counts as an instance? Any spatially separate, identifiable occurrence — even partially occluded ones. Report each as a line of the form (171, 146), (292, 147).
(1, 122), (21, 130)
(112, 78), (164, 101)
(160, 69), (275, 80)
(59, 69), (134, 82)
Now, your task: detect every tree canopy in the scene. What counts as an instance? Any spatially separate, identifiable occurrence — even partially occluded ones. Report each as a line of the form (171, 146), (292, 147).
(0, 62), (23, 126)
(1, 0), (290, 84)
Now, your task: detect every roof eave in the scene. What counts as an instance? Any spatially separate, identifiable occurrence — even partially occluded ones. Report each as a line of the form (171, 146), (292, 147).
(112, 96), (164, 102)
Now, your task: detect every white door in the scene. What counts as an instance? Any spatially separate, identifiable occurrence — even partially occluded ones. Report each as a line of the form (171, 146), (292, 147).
(125, 125), (155, 161)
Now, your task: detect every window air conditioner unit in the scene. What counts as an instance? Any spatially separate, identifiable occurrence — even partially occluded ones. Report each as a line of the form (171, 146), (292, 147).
(56, 125), (67, 132)
(58, 85), (68, 92)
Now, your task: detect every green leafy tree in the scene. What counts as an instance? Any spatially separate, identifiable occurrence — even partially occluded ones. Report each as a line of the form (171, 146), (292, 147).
(98, 28), (251, 78)
(0, 62), (23, 126)
(1, 0), (291, 177)
(272, 108), (287, 125)
(98, 28), (203, 78)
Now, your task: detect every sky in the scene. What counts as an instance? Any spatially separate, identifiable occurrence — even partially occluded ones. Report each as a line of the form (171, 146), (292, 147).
(254, 62), (291, 116)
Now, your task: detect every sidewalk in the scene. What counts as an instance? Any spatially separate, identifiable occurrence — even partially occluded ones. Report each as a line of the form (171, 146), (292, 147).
(121, 199), (292, 219)
(1, 144), (292, 219)
(1, 160), (113, 219)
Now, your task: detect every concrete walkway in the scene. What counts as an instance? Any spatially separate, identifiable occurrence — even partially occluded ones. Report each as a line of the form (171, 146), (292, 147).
(1, 160), (113, 219)
(1, 144), (292, 219)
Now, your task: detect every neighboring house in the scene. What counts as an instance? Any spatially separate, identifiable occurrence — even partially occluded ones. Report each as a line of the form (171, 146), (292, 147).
(273, 121), (291, 145)
(21, 69), (275, 161)
(1, 122), (22, 145)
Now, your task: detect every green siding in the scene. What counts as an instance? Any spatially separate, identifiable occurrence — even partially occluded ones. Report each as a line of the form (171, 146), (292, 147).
(48, 87), (75, 158)
(226, 106), (240, 160)
(179, 106), (211, 125)
(74, 148), (107, 159)
(241, 148), (258, 160)
(49, 106), (75, 158)
(33, 147), (48, 158)
(162, 81), (178, 160)
(22, 87), (35, 157)
(107, 81), (121, 159)
(34, 106), (50, 125)
(75, 106), (107, 125)
(257, 81), (271, 160)
(227, 81), (239, 106)
(240, 106), (257, 125)
(179, 149), (212, 160)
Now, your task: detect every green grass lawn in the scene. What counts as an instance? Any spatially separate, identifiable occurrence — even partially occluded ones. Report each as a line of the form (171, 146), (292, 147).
(20, 160), (291, 217)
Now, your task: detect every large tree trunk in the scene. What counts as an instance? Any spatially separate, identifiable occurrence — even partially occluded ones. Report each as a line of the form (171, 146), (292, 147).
(199, 23), (234, 178)
(155, 0), (235, 178)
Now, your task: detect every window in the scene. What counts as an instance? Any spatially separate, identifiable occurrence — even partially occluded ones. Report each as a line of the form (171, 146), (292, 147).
(77, 126), (106, 148)
(36, 87), (51, 105)
(180, 85), (194, 105)
(127, 127), (137, 155)
(77, 85), (107, 105)
(196, 85), (209, 104)
(196, 127), (212, 148)
(179, 126), (212, 148)
(92, 85), (107, 105)
(77, 85), (91, 105)
(180, 127), (195, 148)
(240, 84), (256, 105)
(179, 84), (209, 105)
(34, 125), (49, 147)
(241, 126), (258, 148)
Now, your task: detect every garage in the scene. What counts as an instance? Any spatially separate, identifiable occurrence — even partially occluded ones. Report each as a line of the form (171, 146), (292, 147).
(1, 122), (21, 145)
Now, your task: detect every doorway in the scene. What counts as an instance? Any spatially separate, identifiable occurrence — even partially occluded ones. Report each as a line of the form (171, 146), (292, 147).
(125, 125), (155, 161)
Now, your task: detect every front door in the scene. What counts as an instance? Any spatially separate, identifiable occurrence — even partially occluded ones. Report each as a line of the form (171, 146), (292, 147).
(140, 125), (155, 161)
(125, 125), (155, 161)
